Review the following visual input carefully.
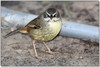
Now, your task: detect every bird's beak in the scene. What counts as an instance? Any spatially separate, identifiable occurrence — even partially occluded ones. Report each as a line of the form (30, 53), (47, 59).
(50, 17), (53, 20)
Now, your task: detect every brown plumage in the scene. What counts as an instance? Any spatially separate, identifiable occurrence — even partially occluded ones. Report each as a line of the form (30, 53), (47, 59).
(4, 8), (62, 58)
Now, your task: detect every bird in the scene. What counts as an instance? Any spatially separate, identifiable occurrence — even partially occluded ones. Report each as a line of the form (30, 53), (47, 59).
(4, 8), (62, 58)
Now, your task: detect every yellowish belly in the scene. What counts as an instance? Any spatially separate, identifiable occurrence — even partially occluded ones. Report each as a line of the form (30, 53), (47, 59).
(30, 20), (62, 41)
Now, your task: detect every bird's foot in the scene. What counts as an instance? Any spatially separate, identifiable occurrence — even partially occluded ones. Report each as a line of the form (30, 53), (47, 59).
(46, 50), (59, 55)
(34, 55), (43, 59)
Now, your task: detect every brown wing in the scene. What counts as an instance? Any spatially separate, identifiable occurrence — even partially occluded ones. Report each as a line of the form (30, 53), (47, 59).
(26, 16), (41, 27)
(23, 15), (42, 33)
(4, 16), (41, 38)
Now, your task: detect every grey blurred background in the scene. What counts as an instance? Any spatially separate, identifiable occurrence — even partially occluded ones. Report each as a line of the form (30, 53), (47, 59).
(1, 1), (99, 66)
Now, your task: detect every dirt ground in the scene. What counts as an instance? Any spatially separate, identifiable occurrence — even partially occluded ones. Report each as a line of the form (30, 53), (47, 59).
(1, 1), (99, 66)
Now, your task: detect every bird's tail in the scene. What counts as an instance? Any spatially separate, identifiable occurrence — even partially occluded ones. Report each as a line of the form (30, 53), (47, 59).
(4, 29), (20, 38)
(4, 27), (28, 38)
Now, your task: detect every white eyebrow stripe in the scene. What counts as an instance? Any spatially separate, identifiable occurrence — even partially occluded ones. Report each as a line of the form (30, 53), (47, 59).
(52, 11), (57, 16)
(46, 11), (51, 16)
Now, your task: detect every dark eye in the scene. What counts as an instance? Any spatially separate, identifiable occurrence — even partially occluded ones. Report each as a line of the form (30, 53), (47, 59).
(47, 15), (50, 17)
(47, 14), (51, 17)
(53, 14), (56, 17)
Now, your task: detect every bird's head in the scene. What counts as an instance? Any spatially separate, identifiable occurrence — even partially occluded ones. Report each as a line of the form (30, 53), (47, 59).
(43, 8), (61, 22)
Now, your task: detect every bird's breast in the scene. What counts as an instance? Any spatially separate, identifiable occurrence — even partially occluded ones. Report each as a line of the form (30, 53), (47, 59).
(48, 20), (62, 36)
(29, 20), (62, 41)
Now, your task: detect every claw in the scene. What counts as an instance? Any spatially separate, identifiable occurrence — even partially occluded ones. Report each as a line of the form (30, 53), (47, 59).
(34, 56), (43, 59)
(46, 51), (59, 55)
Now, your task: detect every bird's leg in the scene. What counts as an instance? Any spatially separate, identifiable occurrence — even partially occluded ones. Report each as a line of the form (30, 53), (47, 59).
(32, 40), (41, 59)
(43, 42), (54, 54)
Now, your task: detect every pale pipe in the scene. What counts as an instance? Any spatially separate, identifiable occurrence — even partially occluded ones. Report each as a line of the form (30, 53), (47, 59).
(1, 7), (99, 42)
